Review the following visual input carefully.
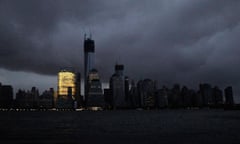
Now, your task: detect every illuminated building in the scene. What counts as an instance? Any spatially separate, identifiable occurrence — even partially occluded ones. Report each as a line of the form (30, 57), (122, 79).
(56, 70), (76, 109)
(88, 69), (99, 82)
(84, 35), (95, 101)
(57, 70), (76, 98)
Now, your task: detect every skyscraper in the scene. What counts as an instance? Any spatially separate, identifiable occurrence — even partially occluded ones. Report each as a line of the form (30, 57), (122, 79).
(137, 79), (156, 108)
(57, 70), (76, 97)
(110, 64), (126, 109)
(57, 69), (76, 109)
(86, 69), (104, 107)
(224, 86), (234, 105)
(0, 83), (13, 108)
(213, 86), (223, 105)
(129, 80), (139, 108)
(199, 83), (213, 106)
(84, 35), (95, 104)
(75, 72), (82, 108)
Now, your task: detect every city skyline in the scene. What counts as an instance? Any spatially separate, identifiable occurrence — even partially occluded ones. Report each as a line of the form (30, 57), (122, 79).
(0, 0), (240, 102)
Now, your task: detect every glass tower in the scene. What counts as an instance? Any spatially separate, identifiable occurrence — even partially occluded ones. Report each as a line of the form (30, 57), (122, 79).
(57, 70), (76, 97)
(84, 35), (95, 103)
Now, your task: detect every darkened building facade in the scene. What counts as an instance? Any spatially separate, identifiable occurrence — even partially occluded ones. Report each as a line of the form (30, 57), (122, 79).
(168, 84), (181, 108)
(199, 83), (213, 106)
(104, 88), (112, 109)
(155, 86), (168, 108)
(84, 35), (95, 104)
(75, 72), (83, 108)
(38, 88), (54, 109)
(181, 86), (190, 107)
(212, 86), (223, 106)
(137, 79), (156, 108)
(224, 86), (234, 105)
(15, 87), (39, 108)
(128, 80), (139, 108)
(86, 69), (104, 107)
(56, 87), (74, 109)
(0, 83), (13, 108)
(110, 64), (126, 109)
(124, 76), (131, 108)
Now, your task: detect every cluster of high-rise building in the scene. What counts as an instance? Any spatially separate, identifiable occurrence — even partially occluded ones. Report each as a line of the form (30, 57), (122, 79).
(0, 36), (237, 110)
(0, 83), (55, 109)
(125, 82), (234, 109)
(14, 87), (54, 109)
(104, 77), (235, 109)
(55, 36), (236, 109)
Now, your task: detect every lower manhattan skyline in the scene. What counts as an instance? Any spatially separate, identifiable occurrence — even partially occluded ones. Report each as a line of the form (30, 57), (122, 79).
(1, 0), (240, 102)
(1, 1), (240, 144)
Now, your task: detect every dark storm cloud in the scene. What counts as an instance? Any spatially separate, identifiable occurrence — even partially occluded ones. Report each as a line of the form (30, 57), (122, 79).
(1, 0), (240, 92)
(0, 0), (106, 74)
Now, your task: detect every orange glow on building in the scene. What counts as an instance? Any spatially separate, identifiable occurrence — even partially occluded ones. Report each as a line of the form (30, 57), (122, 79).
(57, 70), (76, 97)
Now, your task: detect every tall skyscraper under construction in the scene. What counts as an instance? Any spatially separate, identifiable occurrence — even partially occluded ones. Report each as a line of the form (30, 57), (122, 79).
(84, 34), (95, 104)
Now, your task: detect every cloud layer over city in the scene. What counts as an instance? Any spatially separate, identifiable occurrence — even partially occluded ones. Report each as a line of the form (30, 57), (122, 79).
(0, 0), (240, 98)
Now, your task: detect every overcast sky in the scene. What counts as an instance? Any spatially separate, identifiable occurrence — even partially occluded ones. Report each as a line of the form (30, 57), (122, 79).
(0, 0), (240, 101)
